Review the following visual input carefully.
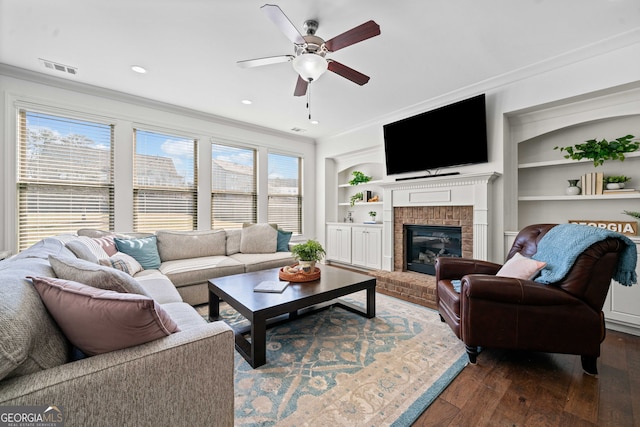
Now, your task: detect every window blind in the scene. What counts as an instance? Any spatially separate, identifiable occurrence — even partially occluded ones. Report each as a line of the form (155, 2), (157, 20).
(211, 143), (256, 229)
(267, 152), (302, 234)
(17, 110), (114, 250)
(133, 129), (197, 232)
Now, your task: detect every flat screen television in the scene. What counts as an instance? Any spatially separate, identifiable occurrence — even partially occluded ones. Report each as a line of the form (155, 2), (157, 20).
(383, 93), (488, 177)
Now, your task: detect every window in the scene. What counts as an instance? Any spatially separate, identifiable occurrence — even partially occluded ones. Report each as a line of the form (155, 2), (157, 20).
(211, 143), (256, 229)
(133, 129), (197, 232)
(17, 110), (114, 251)
(268, 153), (302, 234)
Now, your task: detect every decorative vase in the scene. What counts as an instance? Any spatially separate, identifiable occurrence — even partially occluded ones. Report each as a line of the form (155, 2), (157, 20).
(566, 179), (581, 195)
(298, 260), (316, 273)
(606, 183), (621, 190)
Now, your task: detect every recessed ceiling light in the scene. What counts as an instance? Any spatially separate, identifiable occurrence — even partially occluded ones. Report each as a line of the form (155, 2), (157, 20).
(310, 120), (319, 125)
(131, 65), (147, 74)
(241, 99), (252, 105)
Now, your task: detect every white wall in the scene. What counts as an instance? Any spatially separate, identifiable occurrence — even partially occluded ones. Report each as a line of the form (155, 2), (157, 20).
(315, 40), (640, 262)
(0, 68), (316, 252)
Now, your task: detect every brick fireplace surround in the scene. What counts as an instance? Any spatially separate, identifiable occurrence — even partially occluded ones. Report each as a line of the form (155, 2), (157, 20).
(369, 172), (498, 309)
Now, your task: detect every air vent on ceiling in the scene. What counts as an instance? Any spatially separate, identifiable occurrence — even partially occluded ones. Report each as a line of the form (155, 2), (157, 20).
(39, 58), (78, 75)
(290, 127), (307, 133)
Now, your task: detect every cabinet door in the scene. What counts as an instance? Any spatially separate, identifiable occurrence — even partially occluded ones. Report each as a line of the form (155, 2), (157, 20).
(602, 241), (640, 336)
(351, 227), (382, 269)
(327, 225), (351, 263)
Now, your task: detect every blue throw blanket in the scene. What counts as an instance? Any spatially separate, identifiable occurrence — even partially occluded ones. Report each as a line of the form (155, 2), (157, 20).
(532, 223), (637, 286)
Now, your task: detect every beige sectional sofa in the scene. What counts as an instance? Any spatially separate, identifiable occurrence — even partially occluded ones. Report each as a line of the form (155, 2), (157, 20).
(0, 225), (294, 426)
(79, 225), (295, 305)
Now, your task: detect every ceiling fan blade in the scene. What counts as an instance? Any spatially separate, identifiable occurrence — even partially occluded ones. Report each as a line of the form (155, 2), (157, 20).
(294, 76), (308, 96)
(327, 60), (370, 86)
(261, 4), (305, 45)
(325, 20), (380, 52)
(237, 55), (294, 68)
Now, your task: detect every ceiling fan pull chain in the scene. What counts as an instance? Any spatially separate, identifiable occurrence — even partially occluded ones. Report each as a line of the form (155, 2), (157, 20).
(307, 83), (312, 120)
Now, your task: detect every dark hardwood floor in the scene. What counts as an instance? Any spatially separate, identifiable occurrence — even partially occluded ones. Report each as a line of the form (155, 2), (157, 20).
(412, 329), (640, 426)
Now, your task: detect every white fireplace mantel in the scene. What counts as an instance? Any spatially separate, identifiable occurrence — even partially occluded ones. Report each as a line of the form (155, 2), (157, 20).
(379, 172), (501, 271)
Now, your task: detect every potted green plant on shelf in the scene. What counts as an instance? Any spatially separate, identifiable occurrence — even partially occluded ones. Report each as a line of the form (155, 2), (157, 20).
(348, 171), (372, 186)
(554, 134), (639, 167)
(604, 175), (631, 189)
(350, 192), (364, 207)
(290, 239), (326, 272)
(623, 210), (640, 221)
(368, 211), (377, 222)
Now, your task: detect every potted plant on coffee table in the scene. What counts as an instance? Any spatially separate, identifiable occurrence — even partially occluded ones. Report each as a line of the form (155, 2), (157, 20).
(290, 239), (326, 272)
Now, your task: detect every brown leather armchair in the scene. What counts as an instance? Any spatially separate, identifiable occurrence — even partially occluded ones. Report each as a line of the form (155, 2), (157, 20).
(436, 223), (629, 375)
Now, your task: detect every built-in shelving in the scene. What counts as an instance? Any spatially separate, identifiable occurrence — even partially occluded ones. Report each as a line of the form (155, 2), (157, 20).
(511, 87), (640, 335)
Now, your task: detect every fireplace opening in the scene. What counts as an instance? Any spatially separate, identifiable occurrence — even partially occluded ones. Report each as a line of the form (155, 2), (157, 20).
(404, 225), (462, 275)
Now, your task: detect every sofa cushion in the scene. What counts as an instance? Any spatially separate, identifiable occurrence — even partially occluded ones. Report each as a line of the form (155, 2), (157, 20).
(159, 256), (245, 288)
(156, 230), (226, 261)
(229, 252), (295, 273)
(277, 229), (293, 252)
(9, 237), (76, 262)
(225, 229), (241, 255)
(99, 252), (144, 276)
(0, 258), (69, 381)
(49, 255), (149, 296)
(161, 302), (208, 330)
(133, 269), (183, 304)
(240, 223), (277, 254)
(29, 276), (180, 356)
(77, 229), (154, 239)
(114, 235), (161, 270)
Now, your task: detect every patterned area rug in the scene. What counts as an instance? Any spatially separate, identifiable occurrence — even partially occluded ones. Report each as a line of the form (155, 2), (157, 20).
(199, 291), (467, 426)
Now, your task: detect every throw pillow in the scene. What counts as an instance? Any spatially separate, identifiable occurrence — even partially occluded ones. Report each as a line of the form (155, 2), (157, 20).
(66, 236), (110, 261)
(240, 223), (277, 254)
(92, 234), (118, 257)
(276, 229), (293, 252)
(496, 252), (547, 280)
(65, 239), (99, 264)
(49, 255), (149, 296)
(225, 229), (241, 255)
(29, 276), (180, 356)
(99, 252), (144, 276)
(114, 235), (161, 270)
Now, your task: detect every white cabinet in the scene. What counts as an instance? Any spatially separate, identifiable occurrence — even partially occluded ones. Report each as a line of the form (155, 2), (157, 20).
(326, 224), (352, 264)
(326, 223), (382, 270)
(351, 226), (382, 269)
(602, 240), (640, 336)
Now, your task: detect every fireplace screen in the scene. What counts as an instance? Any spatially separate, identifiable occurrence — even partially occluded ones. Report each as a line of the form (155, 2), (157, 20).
(404, 225), (462, 275)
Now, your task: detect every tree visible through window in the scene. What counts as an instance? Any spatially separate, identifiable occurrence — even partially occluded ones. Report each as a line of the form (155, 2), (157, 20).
(133, 129), (197, 232)
(268, 153), (301, 234)
(211, 143), (256, 229)
(17, 110), (114, 250)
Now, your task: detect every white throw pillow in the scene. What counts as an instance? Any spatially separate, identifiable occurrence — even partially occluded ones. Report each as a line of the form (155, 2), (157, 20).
(496, 252), (547, 280)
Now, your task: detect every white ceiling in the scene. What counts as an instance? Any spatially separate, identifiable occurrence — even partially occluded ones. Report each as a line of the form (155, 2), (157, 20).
(2, 0), (640, 140)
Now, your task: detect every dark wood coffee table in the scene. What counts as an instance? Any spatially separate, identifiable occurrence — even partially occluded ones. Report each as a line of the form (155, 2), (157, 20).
(208, 264), (376, 368)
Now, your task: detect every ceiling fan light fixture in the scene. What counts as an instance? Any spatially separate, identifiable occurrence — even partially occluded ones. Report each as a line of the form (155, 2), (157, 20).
(292, 53), (328, 82)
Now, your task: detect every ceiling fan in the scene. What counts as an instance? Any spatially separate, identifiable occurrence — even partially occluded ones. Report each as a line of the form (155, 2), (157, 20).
(237, 4), (381, 97)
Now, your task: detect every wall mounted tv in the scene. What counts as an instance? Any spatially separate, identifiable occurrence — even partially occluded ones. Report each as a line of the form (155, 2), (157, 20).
(383, 93), (488, 177)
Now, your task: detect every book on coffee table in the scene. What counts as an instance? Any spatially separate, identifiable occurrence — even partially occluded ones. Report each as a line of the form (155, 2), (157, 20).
(254, 280), (290, 293)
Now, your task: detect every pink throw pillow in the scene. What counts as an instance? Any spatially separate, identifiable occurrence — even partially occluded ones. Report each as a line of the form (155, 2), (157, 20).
(496, 252), (547, 280)
(29, 276), (179, 356)
(92, 235), (118, 257)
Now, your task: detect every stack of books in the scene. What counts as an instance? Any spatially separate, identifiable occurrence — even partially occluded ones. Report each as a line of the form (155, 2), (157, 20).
(580, 172), (604, 195)
(603, 187), (638, 195)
